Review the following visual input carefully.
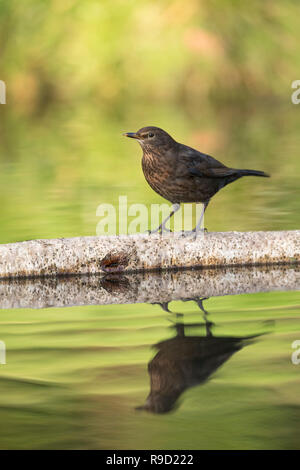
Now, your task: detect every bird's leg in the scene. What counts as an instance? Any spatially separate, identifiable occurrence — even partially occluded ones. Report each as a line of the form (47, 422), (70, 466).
(192, 201), (209, 234)
(148, 203), (180, 234)
(179, 201), (209, 237)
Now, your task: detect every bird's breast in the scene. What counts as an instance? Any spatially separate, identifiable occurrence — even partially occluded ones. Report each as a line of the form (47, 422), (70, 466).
(142, 152), (175, 201)
(142, 152), (173, 180)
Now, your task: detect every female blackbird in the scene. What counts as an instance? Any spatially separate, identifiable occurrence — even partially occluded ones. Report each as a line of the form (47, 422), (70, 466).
(124, 126), (269, 234)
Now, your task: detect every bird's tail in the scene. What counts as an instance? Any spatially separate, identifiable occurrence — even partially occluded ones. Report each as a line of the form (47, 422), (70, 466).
(236, 169), (270, 178)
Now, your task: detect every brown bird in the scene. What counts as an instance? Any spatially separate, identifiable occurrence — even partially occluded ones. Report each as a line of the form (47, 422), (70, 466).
(124, 126), (269, 234)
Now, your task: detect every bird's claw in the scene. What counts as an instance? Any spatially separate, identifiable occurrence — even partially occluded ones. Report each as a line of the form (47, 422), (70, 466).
(147, 226), (173, 235)
(177, 228), (208, 237)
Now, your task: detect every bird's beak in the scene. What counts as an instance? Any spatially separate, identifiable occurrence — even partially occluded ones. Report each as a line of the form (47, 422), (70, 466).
(123, 132), (139, 139)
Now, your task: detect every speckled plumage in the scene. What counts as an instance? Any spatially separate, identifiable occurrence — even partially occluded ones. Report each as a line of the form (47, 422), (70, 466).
(125, 126), (269, 205)
(124, 126), (270, 233)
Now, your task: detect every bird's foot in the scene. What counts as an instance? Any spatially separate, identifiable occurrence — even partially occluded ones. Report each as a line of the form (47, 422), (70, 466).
(178, 228), (208, 237)
(147, 226), (172, 235)
(192, 227), (208, 234)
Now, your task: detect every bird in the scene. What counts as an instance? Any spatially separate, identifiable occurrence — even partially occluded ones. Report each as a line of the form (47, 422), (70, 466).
(123, 126), (270, 234)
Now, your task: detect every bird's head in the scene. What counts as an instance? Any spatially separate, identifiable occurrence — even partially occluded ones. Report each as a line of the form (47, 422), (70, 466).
(123, 126), (176, 151)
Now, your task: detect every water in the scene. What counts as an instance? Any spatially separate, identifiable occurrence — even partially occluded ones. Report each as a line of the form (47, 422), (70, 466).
(0, 267), (299, 450)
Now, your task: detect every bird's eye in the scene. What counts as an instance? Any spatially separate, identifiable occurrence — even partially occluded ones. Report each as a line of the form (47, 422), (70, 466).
(148, 132), (154, 138)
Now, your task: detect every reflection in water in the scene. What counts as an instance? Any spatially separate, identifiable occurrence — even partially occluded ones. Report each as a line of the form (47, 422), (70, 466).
(1, 266), (298, 309)
(138, 298), (262, 414)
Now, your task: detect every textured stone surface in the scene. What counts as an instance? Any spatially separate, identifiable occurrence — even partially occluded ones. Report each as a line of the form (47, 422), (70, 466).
(0, 266), (299, 309)
(0, 230), (299, 279)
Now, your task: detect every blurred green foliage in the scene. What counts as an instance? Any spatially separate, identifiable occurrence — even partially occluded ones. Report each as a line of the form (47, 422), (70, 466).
(1, 0), (299, 111)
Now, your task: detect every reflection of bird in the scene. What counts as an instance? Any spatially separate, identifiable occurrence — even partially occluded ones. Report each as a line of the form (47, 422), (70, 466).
(137, 298), (261, 414)
(124, 127), (269, 234)
(151, 302), (172, 313)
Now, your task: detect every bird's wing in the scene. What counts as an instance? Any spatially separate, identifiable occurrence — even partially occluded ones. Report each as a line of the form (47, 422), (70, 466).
(175, 144), (229, 178)
(188, 167), (238, 178)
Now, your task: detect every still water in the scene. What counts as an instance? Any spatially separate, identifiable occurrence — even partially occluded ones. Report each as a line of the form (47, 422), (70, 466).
(0, 267), (299, 450)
